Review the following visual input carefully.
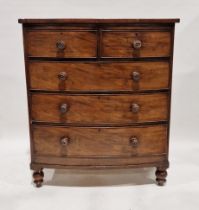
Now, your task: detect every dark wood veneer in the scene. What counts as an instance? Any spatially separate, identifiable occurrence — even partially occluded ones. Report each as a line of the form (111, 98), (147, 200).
(27, 30), (97, 58)
(101, 31), (171, 58)
(31, 93), (169, 124)
(19, 18), (179, 187)
(32, 124), (167, 158)
(29, 61), (170, 92)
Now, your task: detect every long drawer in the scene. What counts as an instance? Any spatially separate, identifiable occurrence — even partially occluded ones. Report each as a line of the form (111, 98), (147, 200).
(32, 124), (168, 158)
(29, 61), (170, 92)
(31, 93), (169, 124)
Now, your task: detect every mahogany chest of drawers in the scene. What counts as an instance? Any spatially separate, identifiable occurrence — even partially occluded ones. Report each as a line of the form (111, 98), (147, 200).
(19, 18), (179, 187)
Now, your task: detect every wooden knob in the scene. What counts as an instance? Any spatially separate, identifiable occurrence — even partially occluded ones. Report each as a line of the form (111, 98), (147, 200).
(130, 137), (139, 147)
(133, 40), (142, 49)
(60, 103), (68, 113)
(56, 40), (65, 50)
(60, 136), (70, 146)
(58, 72), (67, 81)
(131, 71), (140, 82)
(131, 103), (140, 113)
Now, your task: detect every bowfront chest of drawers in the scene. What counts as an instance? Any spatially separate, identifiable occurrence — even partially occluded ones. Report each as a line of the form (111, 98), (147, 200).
(19, 18), (179, 187)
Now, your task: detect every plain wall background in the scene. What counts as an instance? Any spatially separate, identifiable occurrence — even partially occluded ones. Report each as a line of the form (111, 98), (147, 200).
(0, 0), (199, 210)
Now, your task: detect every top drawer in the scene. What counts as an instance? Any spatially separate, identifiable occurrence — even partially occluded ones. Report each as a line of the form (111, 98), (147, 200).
(101, 31), (171, 58)
(26, 30), (97, 58)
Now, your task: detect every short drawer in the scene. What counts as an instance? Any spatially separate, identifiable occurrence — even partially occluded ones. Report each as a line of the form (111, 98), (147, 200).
(32, 125), (168, 158)
(101, 31), (171, 58)
(29, 61), (170, 92)
(31, 93), (168, 124)
(26, 30), (97, 58)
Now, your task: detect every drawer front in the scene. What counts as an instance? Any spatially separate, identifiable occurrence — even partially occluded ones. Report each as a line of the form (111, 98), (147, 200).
(32, 125), (167, 158)
(31, 93), (168, 124)
(29, 61), (169, 92)
(101, 31), (171, 58)
(26, 31), (97, 58)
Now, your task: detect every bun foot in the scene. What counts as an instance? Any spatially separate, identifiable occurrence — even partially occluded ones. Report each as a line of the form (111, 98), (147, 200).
(155, 167), (167, 186)
(33, 169), (44, 187)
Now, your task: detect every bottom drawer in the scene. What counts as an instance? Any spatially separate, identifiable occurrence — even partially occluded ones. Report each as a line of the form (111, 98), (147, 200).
(32, 124), (167, 158)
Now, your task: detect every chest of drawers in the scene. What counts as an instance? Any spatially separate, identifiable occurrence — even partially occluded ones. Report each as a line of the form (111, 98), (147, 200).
(19, 18), (179, 187)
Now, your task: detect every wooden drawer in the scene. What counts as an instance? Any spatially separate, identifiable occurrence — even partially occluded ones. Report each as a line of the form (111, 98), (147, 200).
(29, 61), (170, 92)
(31, 93), (168, 124)
(32, 125), (167, 158)
(101, 31), (171, 58)
(26, 30), (97, 58)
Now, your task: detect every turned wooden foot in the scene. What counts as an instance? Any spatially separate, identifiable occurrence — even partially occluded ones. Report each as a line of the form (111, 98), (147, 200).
(33, 169), (44, 187)
(155, 167), (167, 186)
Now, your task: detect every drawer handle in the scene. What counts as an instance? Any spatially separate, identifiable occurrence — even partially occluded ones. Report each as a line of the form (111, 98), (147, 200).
(56, 40), (66, 50)
(131, 103), (140, 113)
(60, 103), (68, 113)
(129, 137), (139, 147)
(133, 40), (142, 49)
(60, 136), (70, 146)
(131, 71), (140, 82)
(58, 72), (67, 81)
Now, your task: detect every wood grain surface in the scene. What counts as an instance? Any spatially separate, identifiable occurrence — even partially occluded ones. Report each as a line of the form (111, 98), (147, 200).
(32, 124), (167, 158)
(29, 61), (170, 92)
(101, 31), (171, 58)
(31, 93), (169, 124)
(27, 30), (97, 58)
